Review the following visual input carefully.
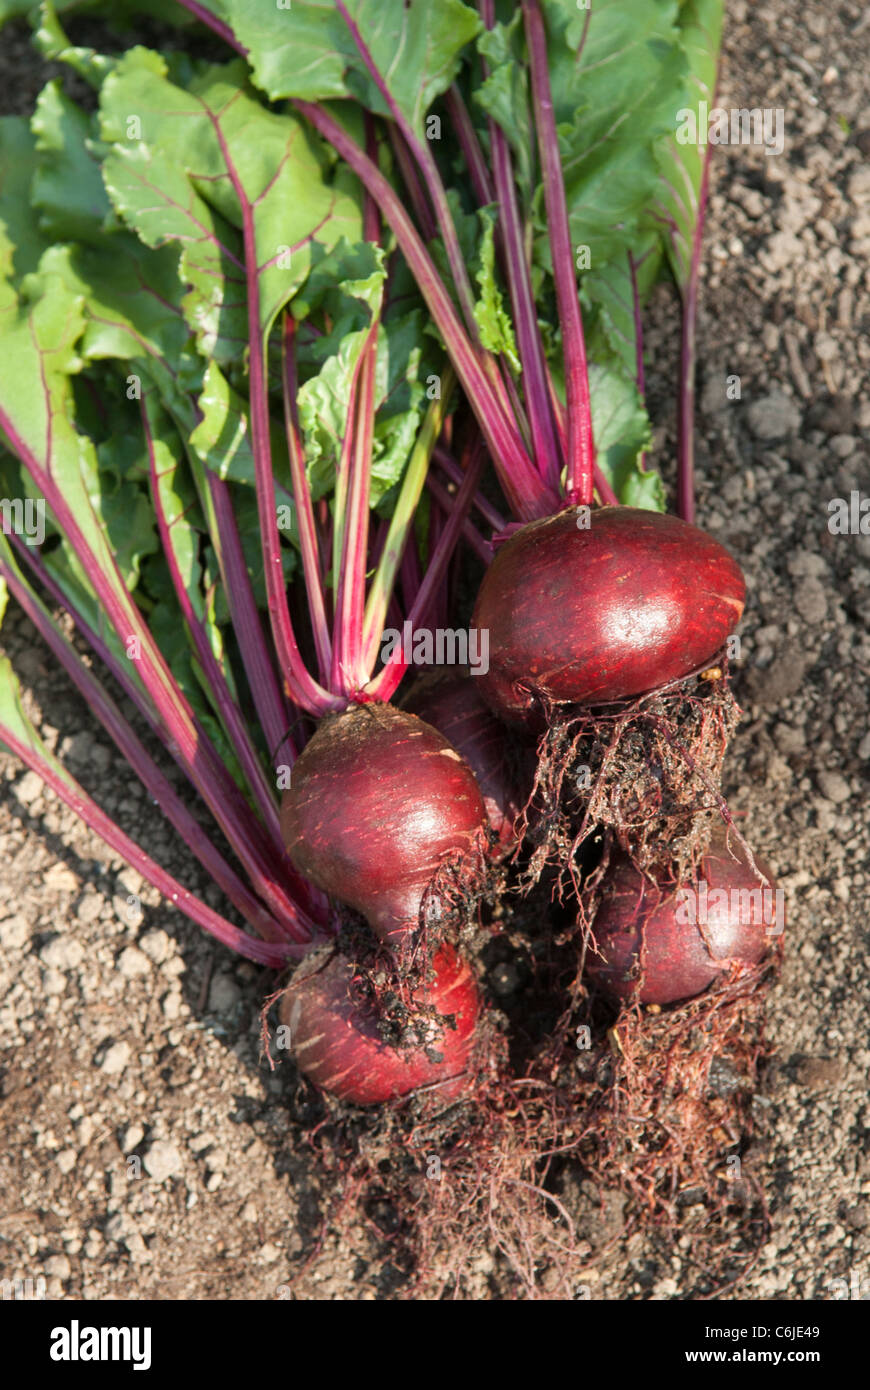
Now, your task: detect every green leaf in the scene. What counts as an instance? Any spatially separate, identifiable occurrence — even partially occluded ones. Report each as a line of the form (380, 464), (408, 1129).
(646, 0), (724, 291)
(472, 207), (520, 372)
(0, 117), (47, 283)
(538, 0), (689, 270)
(581, 229), (662, 384)
(38, 239), (200, 421)
(219, 0), (480, 138)
(31, 79), (112, 243)
(99, 48), (362, 350)
(35, 1), (115, 89)
(586, 362), (663, 512)
(474, 11), (534, 207)
(189, 360), (292, 497)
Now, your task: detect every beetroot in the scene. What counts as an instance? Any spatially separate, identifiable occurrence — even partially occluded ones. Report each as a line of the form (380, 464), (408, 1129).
(472, 506), (745, 725)
(280, 942), (479, 1104)
(588, 829), (780, 1006)
(280, 704), (486, 943)
(401, 670), (523, 851)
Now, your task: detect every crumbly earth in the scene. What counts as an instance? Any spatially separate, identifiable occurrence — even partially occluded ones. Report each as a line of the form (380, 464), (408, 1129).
(1, 1), (869, 1301)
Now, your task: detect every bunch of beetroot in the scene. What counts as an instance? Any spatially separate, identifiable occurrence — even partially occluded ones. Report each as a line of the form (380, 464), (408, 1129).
(0, 0), (784, 1141)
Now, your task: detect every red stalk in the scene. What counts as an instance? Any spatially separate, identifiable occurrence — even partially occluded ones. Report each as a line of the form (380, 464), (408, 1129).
(522, 0), (595, 508)
(294, 99), (555, 522)
(1, 552), (309, 945)
(206, 110), (341, 716)
(282, 315), (332, 685)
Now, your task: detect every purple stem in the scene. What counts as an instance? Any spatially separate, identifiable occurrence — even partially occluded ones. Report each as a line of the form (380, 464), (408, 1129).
(206, 111), (341, 716)
(522, 0), (595, 508)
(425, 472), (493, 565)
(294, 99), (555, 522)
(205, 473), (297, 763)
(433, 445), (506, 531)
(628, 251), (648, 473)
(1, 553), (310, 945)
(332, 319), (377, 695)
(677, 139), (715, 525)
(388, 124), (437, 242)
(282, 316), (332, 685)
(369, 441), (485, 702)
(479, 0), (562, 493)
(143, 404), (285, 845)
(444, 86), (495, 209)
(335, 0), (480, 340)
(174, 0), (246, 54)
(0, 408), (300, 926)
(0, 723), (300, 967)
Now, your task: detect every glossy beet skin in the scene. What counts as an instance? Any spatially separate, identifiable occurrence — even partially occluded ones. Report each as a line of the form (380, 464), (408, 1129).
(588, 830), (780, 1006)
(280, 943), (479, 1105)
(401, 670), (522, 850)
(280, 704), (486, 943)
(472, 506), (746, 724)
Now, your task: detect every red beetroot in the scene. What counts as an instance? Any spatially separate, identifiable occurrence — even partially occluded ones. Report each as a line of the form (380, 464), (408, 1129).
(401, 670), (522, 851)
(280, 943), (479, 1104)
(472, 506), (745, 725)
(588, 830), (780, 1006)
(280, 704), (486, 943)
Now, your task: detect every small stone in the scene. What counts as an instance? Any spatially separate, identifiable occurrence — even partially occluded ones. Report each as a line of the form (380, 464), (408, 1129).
(830, 434), (857, 458)
(241, 1201), (258, 1223)
(258, 1243), (281, 1265)
(143, 1140), (183, 1182)
(121, 1124), (145, 1154)
(76, 894), (104, 924)
(42, 969), (66, 996)
(105, 1213), (130, 1243)
(794, 1055), (843, 1089)
(40, 936), (85, 972)
(206, 1171), (223, 1192)
(117, 947), (151, 979)
(816, 770), (851, 804)
(747, 391), (802, 440)
(794, 581), (827, 625)
(0, 915), (30, 949)
(139, 929), (172, 964)
(56, 1149), (77, 1175)
(44, 1254), (71, 1280)
(98, 1041), (131, 1076)
(15, 770), (44, 804)
(208, 974), (242, 1012)
(162, 992), (183, 1020)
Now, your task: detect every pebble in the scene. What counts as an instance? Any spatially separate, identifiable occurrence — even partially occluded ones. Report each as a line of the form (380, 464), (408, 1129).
(99, 1041), (131, 1076)
(139, 928), (172, 964)
(208, 974), (242, 1012)
(56, 1149), (77, 1175)
(15, 770), (44, 804)
(747, 391), (803, 440)
(44, 1254), (71, 1280)
(143, 1140), (183, 1182)
(117, 946), (151, 979)
(76, 894), (104, 924)
(40, 936), (85, 971)
(0, 914), (30, 949)
(121, 1123), (145, 1154)
(817, 770), (851, 804)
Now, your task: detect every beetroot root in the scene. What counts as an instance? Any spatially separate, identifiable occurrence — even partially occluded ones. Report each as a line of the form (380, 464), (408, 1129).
(280, 943), (479, 1104)
(280, 703), (486, 944)
(401, 670), (523, 851)
(472, 506), (745, 725)
(588, 829), (781, 1006)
